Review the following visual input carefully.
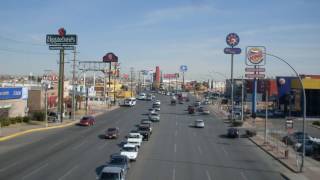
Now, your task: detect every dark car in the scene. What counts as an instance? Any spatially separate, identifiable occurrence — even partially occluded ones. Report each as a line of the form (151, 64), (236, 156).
(227, 128), (239, 138)
(79, 116), (95, 126)
(138, 124), (152, 140)
(197, 106), (204, 112)
(105, 127), (120, 139)
(282, 132), (311, 145)
(295, 140), (315, 156)
(47, 112), (58, 122)
(108, 154), (130, 171)
(188, 106), (195, 114)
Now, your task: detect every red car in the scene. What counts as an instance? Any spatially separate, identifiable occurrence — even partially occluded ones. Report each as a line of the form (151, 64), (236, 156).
(79, 116), (95, 126)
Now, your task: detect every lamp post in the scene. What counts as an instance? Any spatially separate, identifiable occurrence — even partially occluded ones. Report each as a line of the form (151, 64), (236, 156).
(265, 53), (306, 172)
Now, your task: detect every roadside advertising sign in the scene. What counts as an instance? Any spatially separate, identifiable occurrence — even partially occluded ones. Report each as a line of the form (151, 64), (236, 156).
(226, 33), (240, 47)
(163, 74), (178, 79)
(245, 67), (266, 72)
(103, 52), (118, 63)
(245, 74), (265, 79)
(245, 46), (266, 66)
(180, 65), (188, 72)
(0, 87), (23, 100)
(49, 46), (75, 50)
(224, 47), (241, 54)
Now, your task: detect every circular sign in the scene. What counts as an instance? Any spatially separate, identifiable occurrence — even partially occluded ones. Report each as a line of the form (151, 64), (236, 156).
(180, 65), (188, 72)
(226, 33), (240, 47)
(58, 28), (66, 37)
(279, 78), (286, 85)
(247, 47), (264, 64)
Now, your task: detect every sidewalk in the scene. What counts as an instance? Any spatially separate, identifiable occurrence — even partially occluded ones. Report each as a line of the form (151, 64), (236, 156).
(210, 104), (320, 180)
(0, 105), (119, 141)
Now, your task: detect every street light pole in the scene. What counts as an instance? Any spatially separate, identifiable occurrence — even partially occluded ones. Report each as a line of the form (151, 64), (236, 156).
(265, 53), (306, 172)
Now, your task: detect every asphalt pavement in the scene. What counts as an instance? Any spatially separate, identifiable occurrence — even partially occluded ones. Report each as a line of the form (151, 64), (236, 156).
(0, 94), (289, 180)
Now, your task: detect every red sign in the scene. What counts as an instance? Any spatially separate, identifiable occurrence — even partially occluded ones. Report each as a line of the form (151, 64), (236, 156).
(163, 74), (177, 79)
(58, 28), (66, 37)
(245, 74), (265, 79)
(245, 67), (265, 72)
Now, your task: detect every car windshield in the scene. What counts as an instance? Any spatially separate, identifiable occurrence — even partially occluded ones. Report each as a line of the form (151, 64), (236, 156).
(122, 147), (136, 152)
(100, 173), (119, 180)
(110, 157), (125, 165)
(108, 128), (116, 132)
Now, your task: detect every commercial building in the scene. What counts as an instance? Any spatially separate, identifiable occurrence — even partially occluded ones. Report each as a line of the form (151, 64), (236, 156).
(0, 87), (28, 118)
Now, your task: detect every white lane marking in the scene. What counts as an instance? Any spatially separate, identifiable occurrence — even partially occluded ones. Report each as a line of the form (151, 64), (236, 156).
(172, 168), (176, 180)
(174, 144), (177, 153)
(206, 170), (212, 180)
(72, 140), (87, 150)
(174, 130), (178, 136)
(222, 147), (228, 157)
(98, 142), (109, 150)
(198, 146), (203, 155)
(22, 163), (48, 180)
(240, 172), (248, 180)
(0, 162), (18, 172)
(58, 165), (79, 180)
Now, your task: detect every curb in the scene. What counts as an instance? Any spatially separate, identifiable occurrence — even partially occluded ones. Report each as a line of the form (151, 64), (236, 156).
(311, 125), (320, 130)
(0, 120), (79, 142)
(0, 106), (119, 142)
(248, 137), (299, 173)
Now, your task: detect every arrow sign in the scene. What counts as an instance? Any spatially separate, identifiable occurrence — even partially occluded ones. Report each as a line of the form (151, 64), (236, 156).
(245, 67), (266, 72)
(245, 74), (265, 79)
(224, 47), (241, 54)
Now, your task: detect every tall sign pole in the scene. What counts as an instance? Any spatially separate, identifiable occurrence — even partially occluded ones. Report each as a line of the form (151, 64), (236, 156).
(46, 28), (77, 123)
(180, 65), (188, 91)
(224, 33), (241, 121)
(103, 52), (119, 104)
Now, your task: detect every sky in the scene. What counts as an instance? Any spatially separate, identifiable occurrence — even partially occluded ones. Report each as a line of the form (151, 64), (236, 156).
(0, 0), (320, 81)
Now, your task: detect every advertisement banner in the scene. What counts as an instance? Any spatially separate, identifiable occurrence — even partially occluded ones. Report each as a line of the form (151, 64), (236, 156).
(0, 87), (23, 100)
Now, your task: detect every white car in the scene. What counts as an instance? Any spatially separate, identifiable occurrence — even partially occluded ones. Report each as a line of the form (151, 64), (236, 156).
(137, 93), (146, 100)
(126, 138), (142, 148)
(194, 119), (205, 128)
(149, 113), (160, 122)
(123, 98), (136, 106)
(120, 144), (139, 161)
(153, 100), (161, 105)
(127, 133), (143, 144)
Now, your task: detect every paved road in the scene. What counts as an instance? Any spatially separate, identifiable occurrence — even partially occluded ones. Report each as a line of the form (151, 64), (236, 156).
(0, 94), (288, 180)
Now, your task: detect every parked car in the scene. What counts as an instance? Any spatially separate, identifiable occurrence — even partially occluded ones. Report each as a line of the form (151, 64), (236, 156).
(47, 111), (58, 122)
(282, 132), (311, 145)
(194, 119), (205, 128)
(152, 104), (160, 111)
(105, 127), (120, 139)
(194, 101), (201, 107)
(153, 100), (161, 105)
(138, 124), (152, 140)
(227, 128), (239, 138)
(137, 93), (146, 100)
(123, 98), (136, 106)
(97, 166), (127, 180)
(108, 154), (130, 171)
(127, 133), (143, 144)
(148, 112), (160, 122)
(125, 137), (142, 148)
(120, 144), (139, 161)
(295, 139), (315, 156)
(78, 116), (95, 126)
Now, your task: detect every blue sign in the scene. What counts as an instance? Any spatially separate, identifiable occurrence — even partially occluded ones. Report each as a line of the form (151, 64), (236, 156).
(226, 33), (240, 47)
(0, 87), (23, 100)
(224, 47), (241, 54)
(180, 65), (188, 72)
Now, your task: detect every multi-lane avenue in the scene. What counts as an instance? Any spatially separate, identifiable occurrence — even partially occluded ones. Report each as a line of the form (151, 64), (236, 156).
(0, 94), (288, 180)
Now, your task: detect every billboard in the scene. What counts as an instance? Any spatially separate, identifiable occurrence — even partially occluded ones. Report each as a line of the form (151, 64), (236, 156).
(0, 87), (23, 100)
(163, 74), (178, 79)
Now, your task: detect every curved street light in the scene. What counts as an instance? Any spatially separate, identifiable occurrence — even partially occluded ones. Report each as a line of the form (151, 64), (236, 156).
(265, 53), (306, 172)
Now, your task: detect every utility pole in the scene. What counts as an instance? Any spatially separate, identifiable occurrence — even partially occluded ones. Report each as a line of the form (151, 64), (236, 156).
(72, 48), (77, 121)
(264, 89), (268, 144)
(130, 67), (134, 97)
(241, 76), (244, 122)
(57, 48), (65, 123)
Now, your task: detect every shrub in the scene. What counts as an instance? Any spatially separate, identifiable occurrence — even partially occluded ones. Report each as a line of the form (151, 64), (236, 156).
(10, 117), (16, 124)
(23, 116), (31, 123)
(0, 118), (10, 127)
(32, 111), (45, 121)
(15, 116), (23, 123)
(312, 121), (320, 126)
